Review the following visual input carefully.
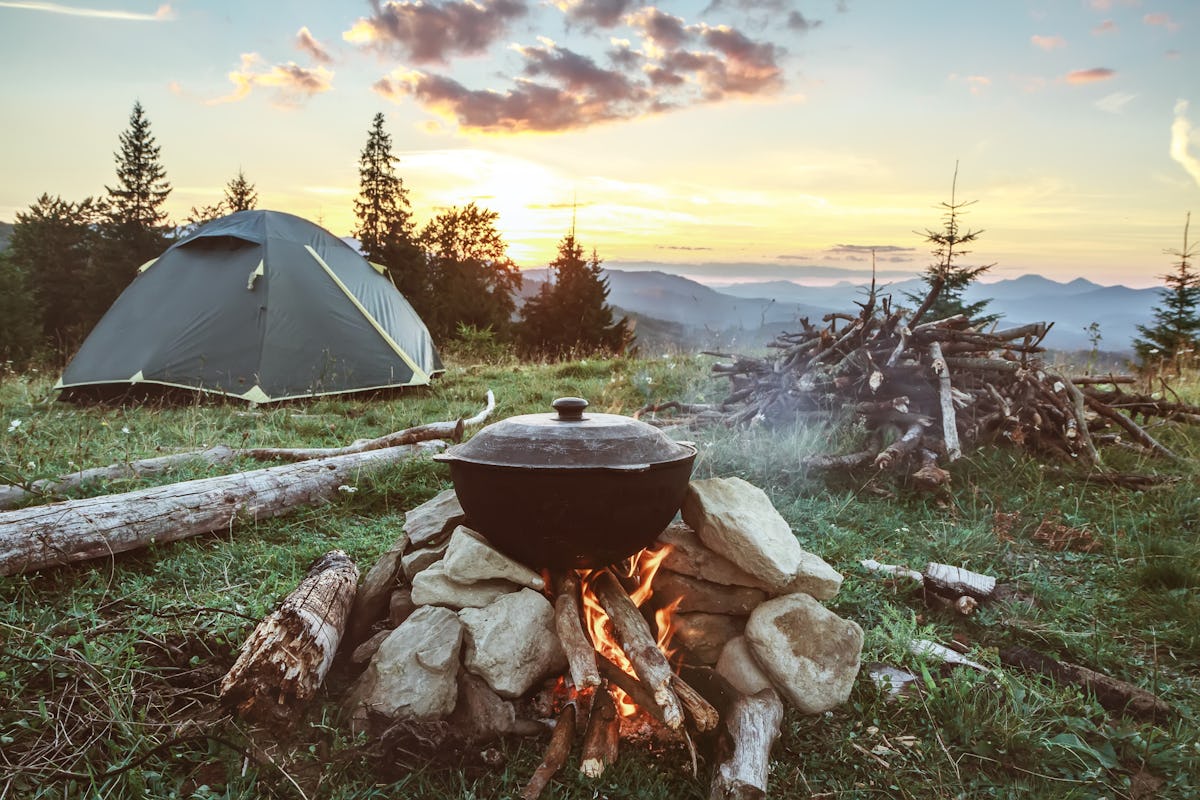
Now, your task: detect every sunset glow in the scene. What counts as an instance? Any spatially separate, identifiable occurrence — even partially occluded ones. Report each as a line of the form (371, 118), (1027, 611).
(1, 1), (1197, 287)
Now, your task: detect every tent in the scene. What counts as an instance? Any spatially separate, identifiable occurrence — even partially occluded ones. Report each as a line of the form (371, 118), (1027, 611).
(57, 210), (442, 403)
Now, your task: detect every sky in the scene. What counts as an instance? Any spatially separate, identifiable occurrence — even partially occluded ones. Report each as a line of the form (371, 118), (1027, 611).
(0, 0), (1197, 288)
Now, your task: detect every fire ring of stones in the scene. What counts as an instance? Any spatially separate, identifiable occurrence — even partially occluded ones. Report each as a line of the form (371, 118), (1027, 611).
(343, 476), (864, 793)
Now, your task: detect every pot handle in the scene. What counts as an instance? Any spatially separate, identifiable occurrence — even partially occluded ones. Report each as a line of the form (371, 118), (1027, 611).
(552, 396), (589, 421)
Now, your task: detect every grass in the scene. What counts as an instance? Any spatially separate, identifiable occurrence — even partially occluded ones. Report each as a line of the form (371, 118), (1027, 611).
(1, 355), (1199, 799)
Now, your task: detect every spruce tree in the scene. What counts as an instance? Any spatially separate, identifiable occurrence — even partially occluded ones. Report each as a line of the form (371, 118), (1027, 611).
(353, 113), (426, 305)
(519, 230), (629, 357)
(1133, 212), (1199, 374)
(223, 169), (258, 212)
(905, 166), (997, 326)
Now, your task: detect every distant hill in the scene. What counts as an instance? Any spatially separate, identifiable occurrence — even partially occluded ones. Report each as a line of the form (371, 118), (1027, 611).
(535, 267), (1160, 354)
(0, 221), (13, 253)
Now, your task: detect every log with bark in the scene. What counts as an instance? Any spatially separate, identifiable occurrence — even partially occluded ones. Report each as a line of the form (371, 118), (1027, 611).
(520, 701), (577, 800)
(579, 684), (620, 779)
(999, 646), (1172, 722)
(709, 688), (784, 800)
(0, 441), (444, 576)
(219, 550), (359, 729)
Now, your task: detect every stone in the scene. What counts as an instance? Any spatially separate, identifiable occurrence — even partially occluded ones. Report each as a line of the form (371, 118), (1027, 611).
(744, 593), (863, 714)
(351, 628), (393, 666)
(388, 586), (416, 626)
(442, 526), (545, 591)
(401, 540), (449, 582)
(658, 521), (762, 588)
(448, 672), (543, 742)
(459, 588), (567, 699)
(716, 636), (775, 696)
(410, 561), (521, 609)
(405, 489), (466, 547)
(346, 605), (463, 722)
(347, 531), (408, 646)
(671, 611), (745, 665)
(682, 477), (842, 598)
(653, 570), (767, 615)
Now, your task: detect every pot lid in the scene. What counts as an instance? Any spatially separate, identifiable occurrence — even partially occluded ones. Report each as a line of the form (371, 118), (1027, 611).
(436, 397), (696, 470)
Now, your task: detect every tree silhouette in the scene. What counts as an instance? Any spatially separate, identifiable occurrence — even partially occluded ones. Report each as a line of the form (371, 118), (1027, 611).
(905, 165), (997, 326)
(1133, 212), (1199, 375)
(353, 113), (426, 307)
(224, 169), (258, 212)
(519, 230), (630, 357)
(419, 203), (522, 340)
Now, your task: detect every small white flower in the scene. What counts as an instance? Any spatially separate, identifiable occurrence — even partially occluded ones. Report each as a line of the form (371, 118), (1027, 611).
(26, 461), (35, 470)
(121, 426), (131, 434)
(7, 419), (20, 431)
(337, 484), (358, 494)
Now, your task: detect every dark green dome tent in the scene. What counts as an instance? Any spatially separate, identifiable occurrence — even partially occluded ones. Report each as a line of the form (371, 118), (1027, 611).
(57, 210), (442, 403)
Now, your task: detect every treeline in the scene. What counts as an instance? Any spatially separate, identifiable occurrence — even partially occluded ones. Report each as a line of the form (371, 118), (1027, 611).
(0, 105), (630, 368)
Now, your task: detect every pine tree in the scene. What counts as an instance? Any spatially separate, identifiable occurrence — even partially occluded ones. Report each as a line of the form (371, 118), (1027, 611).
(224, 169), (258, 212)
(7, 194), (101, 351)
(0, 251), (40, 366)
(905, 165), (997, 326)
(519, 230), (630, 357)
(419, 203), (522, 340)
(106, 101), (171, 231)
(1133, 212), (1199, 374)
(353, 113), (426, 305)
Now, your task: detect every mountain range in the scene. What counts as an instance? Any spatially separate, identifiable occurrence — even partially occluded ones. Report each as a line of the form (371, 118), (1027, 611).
(525, 267), (1160, 354)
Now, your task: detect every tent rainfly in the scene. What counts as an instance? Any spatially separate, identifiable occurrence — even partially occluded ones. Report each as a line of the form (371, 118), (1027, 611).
(57, 210), (443, 403)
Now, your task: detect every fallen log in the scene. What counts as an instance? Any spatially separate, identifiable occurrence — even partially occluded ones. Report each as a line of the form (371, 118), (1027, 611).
(999, 646), (1171, 721)
(709, 688), (784, 800)
(590, 569), (686, 730)
(219, 550), (359, 729)
(0, 441), (445, 576)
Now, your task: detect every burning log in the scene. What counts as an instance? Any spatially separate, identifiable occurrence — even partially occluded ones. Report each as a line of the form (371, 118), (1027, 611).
(590, 569), (686, 730)
(709, 688), (784, 800)
(219, 550), (358, 729)
(672, 675), (720, 733)
(554, 573), (602, 690)
(519, 701), (577, 800)
(580, 684), (620, 778)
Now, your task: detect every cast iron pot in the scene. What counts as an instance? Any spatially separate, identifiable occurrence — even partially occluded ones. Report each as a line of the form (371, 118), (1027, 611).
(433, 397), (697, 569)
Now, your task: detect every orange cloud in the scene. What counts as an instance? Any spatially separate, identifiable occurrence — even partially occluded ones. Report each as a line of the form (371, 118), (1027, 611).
(0, 1), (173, 20)
(1170, 100), (1200, 188)
(1091, 19), (1118, 35)
(296, 26), (332, 64)
(208, 53), (333, 108)
(1143, 12), (1180, 32)
(1065, 67), (1115, 84)
(1031, 34), (1066, 50)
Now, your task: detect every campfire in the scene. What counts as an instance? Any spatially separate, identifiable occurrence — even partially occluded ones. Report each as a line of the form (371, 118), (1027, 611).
(219, 477), (864, 799)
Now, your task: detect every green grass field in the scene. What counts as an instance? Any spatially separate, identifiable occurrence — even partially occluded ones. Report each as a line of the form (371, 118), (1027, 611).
(1, 355), (1198, 799)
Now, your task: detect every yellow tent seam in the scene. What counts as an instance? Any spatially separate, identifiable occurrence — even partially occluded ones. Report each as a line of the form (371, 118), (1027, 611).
(304, 245), (430, 384)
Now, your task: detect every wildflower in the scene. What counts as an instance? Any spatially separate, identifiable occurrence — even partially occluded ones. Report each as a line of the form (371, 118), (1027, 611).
(337, 484), (358, 494)
(7, 419), (20, 432)
(121, 426), (131, 434)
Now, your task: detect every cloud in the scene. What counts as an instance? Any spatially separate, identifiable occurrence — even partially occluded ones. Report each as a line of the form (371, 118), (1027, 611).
(208, 53), (333, 107)
(344, 0), (527, 64)
(1087, 0), (1112, 9)
(1143, 12), (1180, 32)
(1065, 67), (1115, 84)
(1031, 34), (1066, 51)
(555, 0), (632, 28)
(1095, 91), (1135, 113)
(625, 7), (690, 50)
(1170, 99), (1200, 188)
(0, 1), (173, 20)
(1092, 19), (1118, 34)
(828, 244), (916, 257)
(517, 39), (646, 104)
(950, 73), (990, 95)
(296, 26), (332, 64)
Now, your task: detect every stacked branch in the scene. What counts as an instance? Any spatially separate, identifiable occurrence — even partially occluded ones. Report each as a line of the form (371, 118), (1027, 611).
(653, 283), (1199, 485)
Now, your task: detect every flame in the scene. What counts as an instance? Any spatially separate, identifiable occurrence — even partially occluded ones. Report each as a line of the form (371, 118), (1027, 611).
(578, 544), (680, 718)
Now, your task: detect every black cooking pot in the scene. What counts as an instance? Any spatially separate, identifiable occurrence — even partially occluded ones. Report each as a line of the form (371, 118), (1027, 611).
(433, 397), (697, 569)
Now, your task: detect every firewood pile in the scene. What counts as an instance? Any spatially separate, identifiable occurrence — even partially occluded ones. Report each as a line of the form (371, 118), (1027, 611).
(640, 284), (1200, 486)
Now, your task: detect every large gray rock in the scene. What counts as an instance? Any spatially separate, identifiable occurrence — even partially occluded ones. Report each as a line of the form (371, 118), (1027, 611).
(347, 605), (463, 722)
(682, 477), (842, 598)
(654, 570), (767, 615)
(744, 593), (862, 714)
(658, 521), (762, 588)
(671, 611), (745, 665)
(347, 530), (408, 646)
(405, 489), (466, 547)
(448, 672), (543, 742)
(442, 526), (545, 591)
(459, 588), (567, 698)
(401, 539), (449, 582)
(715, 636), (775, 696)
(410, 561), (521, 609)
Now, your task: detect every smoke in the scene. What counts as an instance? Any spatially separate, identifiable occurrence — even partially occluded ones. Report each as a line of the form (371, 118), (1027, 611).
(1170, 99), (1200, 189)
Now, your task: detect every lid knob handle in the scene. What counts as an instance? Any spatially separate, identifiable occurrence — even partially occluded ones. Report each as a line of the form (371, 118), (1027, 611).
(552, 396), (588, 421)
